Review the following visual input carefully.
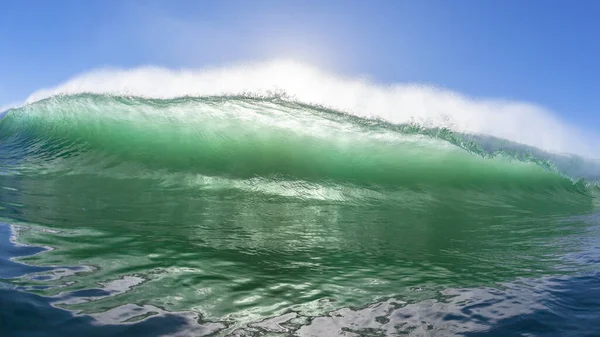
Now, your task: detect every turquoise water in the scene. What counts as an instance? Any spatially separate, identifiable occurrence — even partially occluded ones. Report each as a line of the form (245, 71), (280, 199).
(1, 94), (600, 336)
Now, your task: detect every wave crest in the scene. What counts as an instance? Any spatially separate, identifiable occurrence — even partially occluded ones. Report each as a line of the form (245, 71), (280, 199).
(19, 60), (598, 157)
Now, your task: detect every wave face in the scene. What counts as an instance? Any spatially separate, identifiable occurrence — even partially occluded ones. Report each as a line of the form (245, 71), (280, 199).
(1, 93), (598, 227)
(2, 63), (600, 336)
(2, 94), (599, 191)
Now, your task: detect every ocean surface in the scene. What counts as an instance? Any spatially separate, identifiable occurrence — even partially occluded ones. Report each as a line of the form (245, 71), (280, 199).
(2, 64), (600, 336)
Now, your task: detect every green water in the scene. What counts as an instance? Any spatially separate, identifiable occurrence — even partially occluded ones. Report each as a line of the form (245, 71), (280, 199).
(1, 95), (599, 335)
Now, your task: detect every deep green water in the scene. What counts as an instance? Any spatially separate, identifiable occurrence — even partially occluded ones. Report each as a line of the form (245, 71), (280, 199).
(1, 95), (600, 336)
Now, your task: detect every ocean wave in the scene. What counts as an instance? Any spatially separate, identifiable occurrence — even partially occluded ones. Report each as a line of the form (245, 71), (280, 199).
(1, 94), (598, 198)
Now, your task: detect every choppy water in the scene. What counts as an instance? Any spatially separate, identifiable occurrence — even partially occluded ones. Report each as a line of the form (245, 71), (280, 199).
(1, 74), (600, 336)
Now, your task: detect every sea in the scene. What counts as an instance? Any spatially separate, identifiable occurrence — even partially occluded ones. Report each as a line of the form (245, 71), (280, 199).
(1, 61), (600, 336)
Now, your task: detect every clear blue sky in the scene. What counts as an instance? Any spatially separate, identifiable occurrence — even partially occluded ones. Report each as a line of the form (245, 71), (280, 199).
(1, 0), (599, 128)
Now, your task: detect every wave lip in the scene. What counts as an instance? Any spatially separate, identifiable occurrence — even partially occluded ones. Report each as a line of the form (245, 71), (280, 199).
(19, 60), (599, 158)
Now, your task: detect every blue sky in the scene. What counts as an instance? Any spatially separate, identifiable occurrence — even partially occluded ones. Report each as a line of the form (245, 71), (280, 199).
(1, 0), (599, 128)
